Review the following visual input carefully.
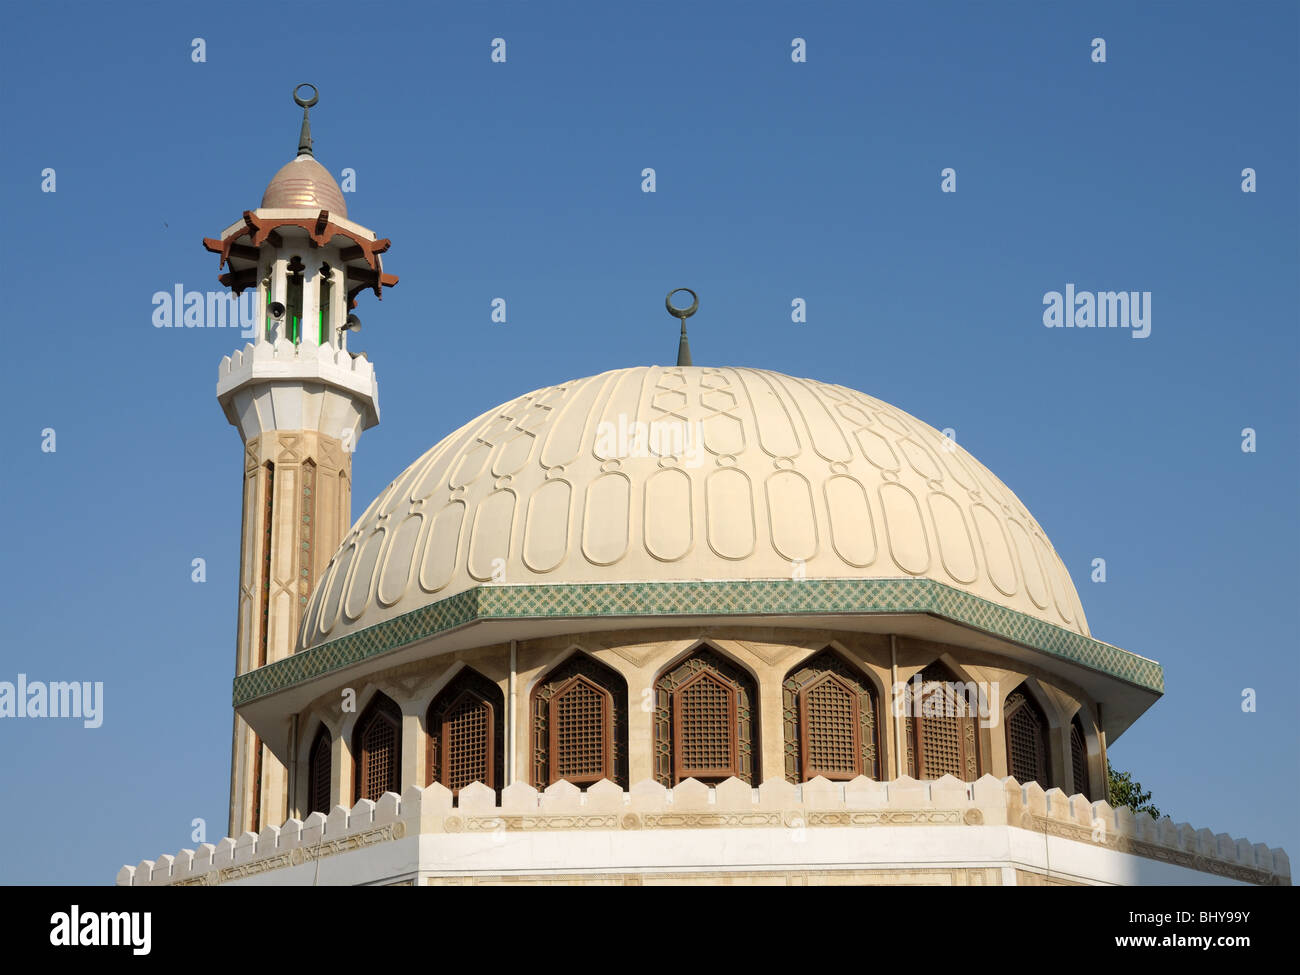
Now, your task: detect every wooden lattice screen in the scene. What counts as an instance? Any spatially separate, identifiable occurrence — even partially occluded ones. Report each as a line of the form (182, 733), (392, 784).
(353, 694), (402, 803)
(674, 670), (738, 780)
(799, 674), (861, 780)
(440, 691), (492, 793)
(1070, 717), (1090, 800)
(654, 647), (757, 786)
(549, 677), (611, 784)
(308, 726), (332, 815)
(783, 650), (878, 783)
(1004, 691), (1047, 787)
(906, 664), (981, 781)
(532, 653), (628, 788)
(427, 669), (505, 797)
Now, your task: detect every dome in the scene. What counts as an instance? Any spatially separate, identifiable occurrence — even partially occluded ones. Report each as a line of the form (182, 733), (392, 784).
(261, 155), (347, 216)
(300, 366), (1090, 650)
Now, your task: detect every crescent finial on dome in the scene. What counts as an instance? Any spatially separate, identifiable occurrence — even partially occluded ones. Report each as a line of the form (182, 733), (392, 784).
(666, 288), (698, 366)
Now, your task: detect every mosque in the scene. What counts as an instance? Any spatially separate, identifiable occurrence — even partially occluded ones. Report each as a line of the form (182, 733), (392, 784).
(119, 87), (1288, 886)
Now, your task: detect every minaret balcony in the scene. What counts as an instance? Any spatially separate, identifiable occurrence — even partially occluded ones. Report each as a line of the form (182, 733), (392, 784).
(217, 337), (379, 440)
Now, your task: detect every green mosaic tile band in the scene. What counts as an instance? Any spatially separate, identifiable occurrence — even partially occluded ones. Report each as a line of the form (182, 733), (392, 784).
(232, 578), (1164, 706)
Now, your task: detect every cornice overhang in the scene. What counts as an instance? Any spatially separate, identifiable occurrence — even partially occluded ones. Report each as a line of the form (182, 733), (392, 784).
(233, 578), (1162, 761)
(203, 208), (398, 303)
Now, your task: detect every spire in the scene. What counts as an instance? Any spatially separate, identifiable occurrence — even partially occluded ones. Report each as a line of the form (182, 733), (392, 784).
(293, 83), (318, 157)
(666, 288), (698, 367)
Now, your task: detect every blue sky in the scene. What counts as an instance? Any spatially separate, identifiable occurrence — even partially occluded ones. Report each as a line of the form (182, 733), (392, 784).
(1, 0), (1295, 884)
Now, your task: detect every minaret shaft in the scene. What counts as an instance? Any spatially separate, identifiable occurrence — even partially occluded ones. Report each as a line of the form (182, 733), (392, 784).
(229, 431), (352, 835)
(209, 86), (391, 838)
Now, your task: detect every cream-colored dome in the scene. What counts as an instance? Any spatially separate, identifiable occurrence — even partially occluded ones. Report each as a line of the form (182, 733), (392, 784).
(300, 366), (1089, 650)
(261, 155), (347, 216)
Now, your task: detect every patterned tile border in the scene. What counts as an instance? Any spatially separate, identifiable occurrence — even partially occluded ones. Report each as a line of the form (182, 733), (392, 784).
(233, 578), (1163, 705)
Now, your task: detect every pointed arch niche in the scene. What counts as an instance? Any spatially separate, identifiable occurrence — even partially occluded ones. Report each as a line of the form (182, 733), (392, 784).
(1004, 686), (1051, 789)
(905, 661), (983, 781)
(352, 692), (402, 804)
(782, 648), (880, 783)
(530, 651), (629, 789)
(653, 645), (758, 787)
(307, 724), (332, 815)
(426, 668), (505, 797)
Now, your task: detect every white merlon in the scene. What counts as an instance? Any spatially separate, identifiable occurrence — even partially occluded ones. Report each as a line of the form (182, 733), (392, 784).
(301, 811), (326, 850)
(232, 831), (256, 865)
(117, 775), (1291, 887)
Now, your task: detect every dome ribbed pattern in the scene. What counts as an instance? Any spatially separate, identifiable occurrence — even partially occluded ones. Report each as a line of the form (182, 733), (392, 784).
(300, 366), (1089, 650)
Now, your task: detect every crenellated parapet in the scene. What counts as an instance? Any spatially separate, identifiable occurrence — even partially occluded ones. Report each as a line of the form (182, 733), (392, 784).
(217, 338), (379, 443)
(218, 337), (377, 385)
(117, 775), (1291, 887)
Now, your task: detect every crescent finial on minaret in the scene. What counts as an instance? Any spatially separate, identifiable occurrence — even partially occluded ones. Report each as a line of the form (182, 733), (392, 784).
(294, 83), (319, 157)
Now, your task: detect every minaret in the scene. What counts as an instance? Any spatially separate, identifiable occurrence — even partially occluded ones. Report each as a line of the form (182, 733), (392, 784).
(203, 85), (397, 836)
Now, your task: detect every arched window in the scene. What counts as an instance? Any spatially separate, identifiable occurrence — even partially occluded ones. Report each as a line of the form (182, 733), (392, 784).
(783, 649), (879, 783)
(286, 255), (305, 344)
(427, 669), (504, 796)
(1004, 689), (1049, 787)
(307, 726), (332, 816)
(531, 653), (628, 788)
(263, 268), (275, 341)
(317, 263), (333, 346)
(352, 693), (402, 804)
(906, 663), (982, 781)
(1070, 715), (1090, 800)
(654, 647), (758, 786)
